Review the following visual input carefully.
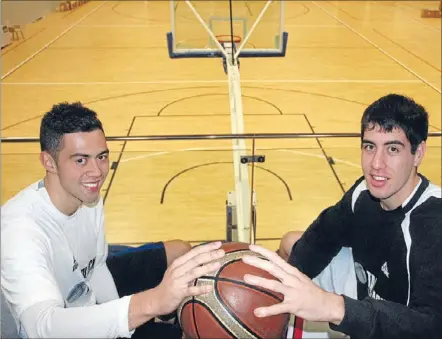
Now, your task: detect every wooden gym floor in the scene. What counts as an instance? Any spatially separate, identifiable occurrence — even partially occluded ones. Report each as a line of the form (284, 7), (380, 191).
(1, 1), (441, 249)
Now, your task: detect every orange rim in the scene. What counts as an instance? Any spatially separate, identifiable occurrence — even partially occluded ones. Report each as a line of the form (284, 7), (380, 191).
(216, 35), (242, 44)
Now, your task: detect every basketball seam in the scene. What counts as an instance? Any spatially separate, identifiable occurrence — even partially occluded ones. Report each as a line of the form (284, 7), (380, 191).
(179, 299), (200, 339)
(212, 257), (286, 338)
(182, 248), (286, 338)
(217, 276), (283, 302)
(213, 258), (284, 303)
(213, 256), (284, 339)
(213, 277), (261, 339)
(192, 280), (200, 339)
(192, 299), (237, 338)
(192, 296), (200, 339)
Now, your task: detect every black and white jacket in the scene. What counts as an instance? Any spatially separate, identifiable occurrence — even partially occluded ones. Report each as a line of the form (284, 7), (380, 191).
(290, 174), (442, 339)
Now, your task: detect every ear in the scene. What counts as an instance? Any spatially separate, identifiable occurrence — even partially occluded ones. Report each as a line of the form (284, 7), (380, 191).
(413, 141), (426, 167)
(40, 151), (58, 174)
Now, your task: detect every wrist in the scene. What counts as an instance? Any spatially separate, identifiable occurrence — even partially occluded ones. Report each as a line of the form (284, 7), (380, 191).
(141, 287), (161, 318)
(128, 289), (159, 330)
(326, 293), (345, 325)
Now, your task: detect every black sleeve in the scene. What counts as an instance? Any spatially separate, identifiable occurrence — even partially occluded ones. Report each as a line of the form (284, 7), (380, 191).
(330, 295), (442, 339)
(330, 203), (442, 339)
(288, 177), (363, 278)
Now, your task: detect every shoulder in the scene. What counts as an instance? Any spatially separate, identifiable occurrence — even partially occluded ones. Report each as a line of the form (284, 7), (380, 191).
(2, 182), (52, 242)
(2, 181), (45, 219)
(409, 181), (442, 240)
(2, 216), (52, 254)
(339, 176), (370, 213)
(411, 181), (441, 217)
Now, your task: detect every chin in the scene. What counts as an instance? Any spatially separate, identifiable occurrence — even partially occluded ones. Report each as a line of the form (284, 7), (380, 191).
(82, 195), (101, 207)
(367, 186), (390, 200)
(370, 191), (397, 205)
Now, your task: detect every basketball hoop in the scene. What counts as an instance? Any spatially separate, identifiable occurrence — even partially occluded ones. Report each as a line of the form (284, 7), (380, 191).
(217, 35), (242, 73)
(216, 34), (242, 46)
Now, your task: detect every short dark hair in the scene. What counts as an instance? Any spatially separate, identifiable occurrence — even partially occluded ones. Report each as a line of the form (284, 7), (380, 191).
(361, 94), (428, 154)
(40, 102), (104, 158)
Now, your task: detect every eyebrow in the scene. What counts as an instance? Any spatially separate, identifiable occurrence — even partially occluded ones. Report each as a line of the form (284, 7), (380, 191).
(69, 149), (109, 159)
(362, 139), (405, 147)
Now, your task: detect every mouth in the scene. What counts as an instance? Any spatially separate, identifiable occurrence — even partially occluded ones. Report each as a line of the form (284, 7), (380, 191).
(82, 181), (101, 192)
(369, 174), (388, 188)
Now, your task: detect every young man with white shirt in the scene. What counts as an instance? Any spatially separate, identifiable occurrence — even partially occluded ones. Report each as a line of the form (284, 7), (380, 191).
(241, 94), (442, 339)
(1, 102), (225, 338)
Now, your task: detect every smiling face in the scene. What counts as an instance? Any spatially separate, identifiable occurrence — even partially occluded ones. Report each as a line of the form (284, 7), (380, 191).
(361, 124), (426, 210)
(42, 129), (109, 214)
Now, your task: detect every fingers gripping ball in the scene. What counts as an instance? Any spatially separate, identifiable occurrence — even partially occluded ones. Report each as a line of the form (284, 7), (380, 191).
(178, 242), (289, 339)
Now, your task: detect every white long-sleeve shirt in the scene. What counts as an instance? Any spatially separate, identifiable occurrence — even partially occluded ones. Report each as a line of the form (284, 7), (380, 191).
(1, 180), (133, 338)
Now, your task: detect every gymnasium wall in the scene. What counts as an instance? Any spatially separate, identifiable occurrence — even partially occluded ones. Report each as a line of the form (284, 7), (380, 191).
(1, 0), (61, 27)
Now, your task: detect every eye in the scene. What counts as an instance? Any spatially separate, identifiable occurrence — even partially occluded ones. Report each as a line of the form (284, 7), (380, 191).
(363, 144), (375, 152)
(388, 146), (399, 154)
(98, 154), (108, 161)
(75, 158), (86, 165)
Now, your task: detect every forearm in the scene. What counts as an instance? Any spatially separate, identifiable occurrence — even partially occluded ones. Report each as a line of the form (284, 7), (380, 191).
(21, 297), (134, 338)
(330, 296), (442, 339)
(128, 289), (158, 330)
(20, 288), (162, 338)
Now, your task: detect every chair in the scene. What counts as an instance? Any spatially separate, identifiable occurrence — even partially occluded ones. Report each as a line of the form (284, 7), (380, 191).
(8, 26), (24, 41)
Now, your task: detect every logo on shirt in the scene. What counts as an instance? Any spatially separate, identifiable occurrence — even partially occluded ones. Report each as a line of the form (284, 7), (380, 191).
(354, 261), (384, 301)
(65, 257), (96, 307)
(71, 257), (95, 280)
(72, 256), (78, 271)
(81, 258), (96, 279)
(381, 262), (389, 278)
(355, 262), (367, 284)
(67, 282), (90, 305)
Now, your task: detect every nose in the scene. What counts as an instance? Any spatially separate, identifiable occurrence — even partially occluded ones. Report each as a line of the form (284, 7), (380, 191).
(87, 159), (102, 177)
(371, 149), (386, 170)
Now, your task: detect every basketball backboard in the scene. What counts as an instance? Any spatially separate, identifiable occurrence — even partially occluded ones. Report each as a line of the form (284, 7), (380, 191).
(167, 0), (288, 58)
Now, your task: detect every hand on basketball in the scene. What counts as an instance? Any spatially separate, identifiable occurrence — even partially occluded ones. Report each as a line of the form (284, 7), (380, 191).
(242, 244), (344, 323)
(154, 241), (225, 316)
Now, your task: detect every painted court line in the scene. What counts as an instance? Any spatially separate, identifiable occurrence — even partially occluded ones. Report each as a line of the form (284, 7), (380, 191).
(120, 146), (360, 169)
(2, 79), (423, 86)
(75, 24), (345, 28)
(77, 24), (167, 28)
(282, 24), (346, 28)
(312, 1), (441, 94)
(1, 2), (108, 81)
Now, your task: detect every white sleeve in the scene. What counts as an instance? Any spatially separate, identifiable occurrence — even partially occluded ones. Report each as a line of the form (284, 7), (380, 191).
(1, 219), (133, 339)
(20, 297), (133, 338)
(89, 205), (119, 303)
(89, 263), (119, 304)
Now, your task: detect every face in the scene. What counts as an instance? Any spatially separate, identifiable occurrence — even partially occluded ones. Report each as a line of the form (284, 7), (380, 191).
(54, 129), (109, 208)
(361, 124), (425, 210)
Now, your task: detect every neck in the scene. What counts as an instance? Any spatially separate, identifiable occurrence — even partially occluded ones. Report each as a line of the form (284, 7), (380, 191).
(381, 173), (421, 211)
(44, 174), (81, 216)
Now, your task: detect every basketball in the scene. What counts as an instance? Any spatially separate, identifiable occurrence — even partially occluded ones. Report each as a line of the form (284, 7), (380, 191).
(177, 242), (289, 339)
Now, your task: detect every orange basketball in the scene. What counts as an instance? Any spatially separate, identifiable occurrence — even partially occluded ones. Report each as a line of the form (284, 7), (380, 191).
(178, 242), (289, 339)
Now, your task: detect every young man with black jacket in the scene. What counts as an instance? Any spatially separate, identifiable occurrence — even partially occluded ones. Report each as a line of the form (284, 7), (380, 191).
(241, 93), (442, 339)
